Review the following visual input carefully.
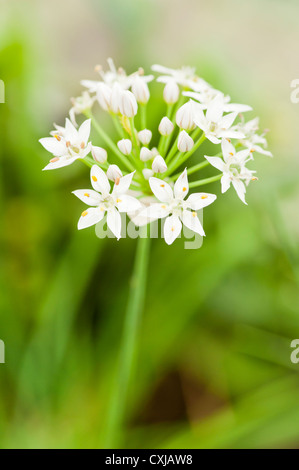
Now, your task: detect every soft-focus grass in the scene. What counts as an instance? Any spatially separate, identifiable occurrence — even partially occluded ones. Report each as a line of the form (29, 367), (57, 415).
(1, 0), (299, 449)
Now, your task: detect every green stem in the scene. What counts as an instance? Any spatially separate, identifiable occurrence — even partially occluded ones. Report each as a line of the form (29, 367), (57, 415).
(189, 173), (222, 188)
(111, 114), (125, 139)
(140, 104), (147, 129)
(171, 159), (209, 180)
(105, 227), (151, 448)
(165, 132), (206, 176)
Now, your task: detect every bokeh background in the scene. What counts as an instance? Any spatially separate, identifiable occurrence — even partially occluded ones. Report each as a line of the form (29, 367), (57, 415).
(1, 0), (299, 449)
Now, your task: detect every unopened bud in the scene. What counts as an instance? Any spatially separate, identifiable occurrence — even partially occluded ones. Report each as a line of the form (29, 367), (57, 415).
(142, 169), (154, 180)
(91, 145), (108, 164)
(177, 130), (194, 152)
(96, 83), (112, 111)
(131, 77), (150, 104)
(110, 83), (122, 114)
(140, 147), (153, 162)
(117, 139), (132, 155)
(152, 155), (167, 174)
(158, 116), (174, 136)
(107, 164), (123, 183)
(119, 90), (138, 117)
(138, 129), (152, 145)
(151, 147), (159, 157)
(163, 80), (180, 104)
(176, 100), (196, 130)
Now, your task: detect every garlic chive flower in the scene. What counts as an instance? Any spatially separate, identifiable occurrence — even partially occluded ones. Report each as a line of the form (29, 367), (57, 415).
(40, 59), (271, 245)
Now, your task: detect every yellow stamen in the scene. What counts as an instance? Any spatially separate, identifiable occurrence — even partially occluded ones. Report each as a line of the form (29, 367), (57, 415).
(161, 205), (166, 209)
(116, 198), (122, 203)
(80, 142), (85, 149)
(92, 176), (98, 182)
(50, 157), (59, 163)
(81, 211), (88, 217)
(115, 177), (120, 185)
(54, 134), (61, 141)
(84, 193), (90, 197)
(201, 195), (208, 199)
(66, 141), (71, 148)
(160, 184), (165, 188)
(229, 152), (234, 156)
(192, 212), (197, 217)
(183, 187), (187, 192)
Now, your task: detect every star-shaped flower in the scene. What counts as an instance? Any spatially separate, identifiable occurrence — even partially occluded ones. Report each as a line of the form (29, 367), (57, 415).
(73, 165), (141, 239)
(205, 139), (255, 204)
(40, 118), (92, 170)
(139, 169), (216, 245)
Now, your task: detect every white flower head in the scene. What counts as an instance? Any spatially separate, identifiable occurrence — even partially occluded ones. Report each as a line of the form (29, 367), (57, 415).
(158, 117), (174, 136)
(140, 169), (216, 244)
(205, 139), (254, 204)
(152, 64), (203, 90)
(40, 118), (91, 170)
(176, 100), (197, 131)
(131, 75), (152, 104)
(117, 139), (132, 155)
(107, 164), (123, 183)
(119, 89), (138, 117)
(91, 146), (107, 164)
(152, 155), (167, 174)
(162, 80), (180, 104)
(138, 129), (152, 146)
(194, 96), (245, 144)
(73, 166), (141, 240)
(140, 147), (153, 162)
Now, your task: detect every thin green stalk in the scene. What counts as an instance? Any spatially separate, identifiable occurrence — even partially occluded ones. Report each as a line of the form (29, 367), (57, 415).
(158, 103), (174, 155)
(189, 173), (222, 188)
(165, 133), (206, 176)
(171, 160), (210, 180)
(86, 111), (135, 172)
(165, 133), (179, 163)
(140, 104), (147, 129)
(111, 114), (125, 139)
(105, 227), (151, 448)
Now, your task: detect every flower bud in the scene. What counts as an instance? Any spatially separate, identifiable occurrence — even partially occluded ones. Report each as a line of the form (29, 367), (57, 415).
(138, 129), (152, 145)
(158, 116), (174, 136)
(117, 139), (132, 155)
(152, 155), (167, 174)
(177, 130), (194, 152)
(151, 147), (159, 157)
(163, 80), (180, 104)
(96, 83), (112, 111)
(176, 100), (196, 130)
(142, 169), (154, 180)
(119, 90), (138, 117)
(91, 145), (108, 164)
(140, 147), (153, 162)
(107, 164), (123, 183)
(131, 77), (150, 104)
(110, 83), (122, 114)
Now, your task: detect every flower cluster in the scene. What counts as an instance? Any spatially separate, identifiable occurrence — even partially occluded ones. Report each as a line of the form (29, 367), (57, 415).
(39, 59), (271, 245)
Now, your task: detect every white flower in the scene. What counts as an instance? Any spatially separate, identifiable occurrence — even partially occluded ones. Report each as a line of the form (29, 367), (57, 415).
(184, 89), (252, 114)
(73, 166), (141, 239)
(69, 92), (95, 126)
(107, 164), (123, 183)
(205, 139), (254, 204)
(152, 64), (205, 90)
(193, 96), (245, 144)
(152, 155), (167, 174)
(177, 130), (194, 152)
(138, 129), (152, 145)
(117, 139), (132, 155)
(236, 118), (272, 157)
(142, 169), (154, 180)
(119, 90), (138, 117)
(176, 100), (197, 130)
(158, 117), (174, 136)
(40, 118), (91, 170)
(139, 169), (216, 244)
(140, 147), (153, 162)
(162, 80), (180, 104)
(91, 146), (107, 164)
(110, 83), (123, 114)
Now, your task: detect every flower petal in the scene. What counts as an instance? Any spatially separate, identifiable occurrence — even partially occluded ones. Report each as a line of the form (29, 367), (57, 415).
(221, 174), (231, 193)
(139, 203), (170, 221)
(186, 192), (217, 210)
(107, 207), (122, 240)
(220, 112), (237, 130)
(149, 177), (173, 203)
(78, 207), (105, 230)
(206, 96), (224, 123)
(232, 179), (247, 204)
(65, 118), (78, 142)
(164, 215), (182, 245)
(181, 209), (205, 236)
(115, 195), (141, 213)
(205, 156), (225, 172)
(78, 119), (91, 144)
(113, 172), (135, 195)
(39, 137), (66, 157)
(72, 189), (102, 206)
(174, 169), (189, 199)
(42, 156), (77, 170)
(90, 165), (110, 194)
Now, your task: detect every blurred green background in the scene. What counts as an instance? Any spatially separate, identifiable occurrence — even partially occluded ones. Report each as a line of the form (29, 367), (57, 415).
(1, 0), (299, 449)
